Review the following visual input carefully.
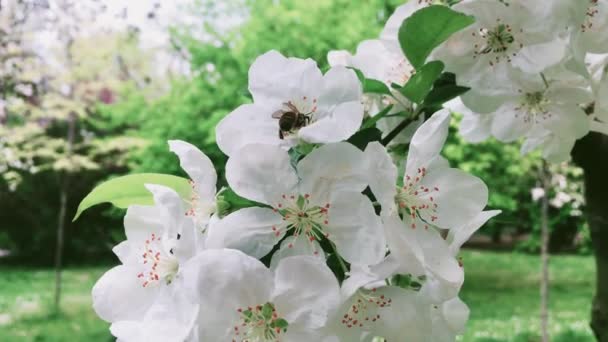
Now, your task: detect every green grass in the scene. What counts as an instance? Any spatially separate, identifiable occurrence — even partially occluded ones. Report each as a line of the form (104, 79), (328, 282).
(459, 251), (595, 341)
(0, 251), (596, 341)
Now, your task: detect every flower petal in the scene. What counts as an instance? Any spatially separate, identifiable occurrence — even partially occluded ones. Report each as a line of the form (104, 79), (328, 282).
(92, 265), (157, 323)
(269, 236), (325, 271)
(216, 103), (289, 157)
(491, 101), (531, 142)
(248, 50), (322, 106)
(363, 142), (398, 215)
(448, 210), (502, 256)
(272, 256), (341, 329)
(297, 142), (368, 205)
(205, 207), (284, 259)
(327, 191), (386, 265)
(226, 143), (298, 205)
(168, 140), (217, 199)
(406, 109), (451, 173)
(180, 249), (273, 341)
(420, 167), (489, 229)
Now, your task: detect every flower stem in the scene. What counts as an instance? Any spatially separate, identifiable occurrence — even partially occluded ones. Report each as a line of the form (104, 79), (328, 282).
(381, 107), (424, 146)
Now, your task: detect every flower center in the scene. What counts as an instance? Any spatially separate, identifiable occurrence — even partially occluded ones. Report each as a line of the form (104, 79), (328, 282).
(274, 97), (318, 138)
(395, 167), (439, 228)
(185, 180), (216, 232)
(582, 0), (600, 32)
(472, 22), (523, 66)
(341, 288), (392, 329)
(232, 302), (288, 342)
(137, 233), (179, 288)
(515, 91), (552, 124)
(272, 194), (329, 253)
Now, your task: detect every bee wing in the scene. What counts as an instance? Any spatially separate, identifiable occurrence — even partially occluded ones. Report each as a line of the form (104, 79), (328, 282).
(271, 110), (284, 119)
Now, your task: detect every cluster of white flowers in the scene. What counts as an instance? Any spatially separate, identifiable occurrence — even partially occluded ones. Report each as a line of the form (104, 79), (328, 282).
(89, 0), (608, 341)
(438, 0), (608, 162)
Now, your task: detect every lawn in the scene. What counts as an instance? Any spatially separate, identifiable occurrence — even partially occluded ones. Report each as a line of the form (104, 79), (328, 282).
(0, 250), (596, 341)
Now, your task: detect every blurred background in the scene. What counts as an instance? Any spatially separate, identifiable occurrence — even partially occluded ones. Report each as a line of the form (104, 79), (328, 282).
(0, 0), (596, 341)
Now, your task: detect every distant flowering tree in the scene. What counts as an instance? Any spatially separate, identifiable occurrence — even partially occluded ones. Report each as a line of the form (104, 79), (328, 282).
(76, 0), (608, 341)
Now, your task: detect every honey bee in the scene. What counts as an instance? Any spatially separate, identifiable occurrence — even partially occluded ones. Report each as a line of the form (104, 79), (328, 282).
(271, 102), (311, 139)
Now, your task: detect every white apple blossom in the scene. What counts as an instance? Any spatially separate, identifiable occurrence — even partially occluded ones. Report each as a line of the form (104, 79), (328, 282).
(364, 110), (488, 229)
(215, 50), (364, 157)
(206, 142), (386, 266)
(180, 249), (341, 341)
(432, 0), (568, 95)
(92, 184), (201, 340)
(168, 140), (218, 233)
(323, 258), (431, 341)
(448, 71), (593, 162)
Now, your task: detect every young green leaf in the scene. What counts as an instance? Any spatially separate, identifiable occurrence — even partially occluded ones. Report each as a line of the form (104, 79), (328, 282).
(423, 72), (470, 106)
(348, 67), (391, 95)
(399, 5), (475, 69)
(347, 127), (383, 150)
(73, 173), (192, 221)
(400, 61), (445, 103)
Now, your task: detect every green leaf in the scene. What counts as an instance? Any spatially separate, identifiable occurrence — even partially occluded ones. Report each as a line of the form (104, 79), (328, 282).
(400, 61), (445, 103)
(399, 5), (475, 69)
(423, 72), (470, 106)
(347, 127), (383, 151)
(363, 78), (391, 95)
(348, 67), (391, 95)
(362, 104), (394, 129)
(73, 173), (192, 221)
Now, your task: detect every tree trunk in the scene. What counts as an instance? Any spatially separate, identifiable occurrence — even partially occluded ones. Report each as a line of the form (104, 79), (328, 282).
(540, 161), (551, 342)
(54, 112), (76, 313)
(573, 131), (608, 342)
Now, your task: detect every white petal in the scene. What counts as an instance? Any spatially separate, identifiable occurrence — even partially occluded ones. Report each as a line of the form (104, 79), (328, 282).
(144, 184), (185, 234)
(544, 104), (590, 139)
(406, 109), (451, 172)
(363, 142), (398, 215)
(124, 205), (165, 244)
(168, 140), (217, 199)
(297, 142), (368, 205)
(273, 256), (341, 329)
(369, 287), (432, 342)
(92, 265), (157, 323)
(248, 50), (322, 106)
(226, 143), (298, 205)
(442, 297), (470, 334)
(319, 66), (362, 106)
(420, 167), (489, 229)
(448, 210), (502, 255)
(380, 1), (422, 41)
(512, 37), (567, 74)
(491, 102), (531, 142)
(326, 192), (386, 265)
(298, 101), (364, 143)
(269, 236), (324, 271)
(110, 285), (198, 342)
(215, 103), (289, 157)
(327, 50), (353, 67)
(112, 240), (132, 264)
(382, 215), (426, 276)
(415, 227), (464, 302)
(205, 207), (284, 259)
(180, 249), (273, 341)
